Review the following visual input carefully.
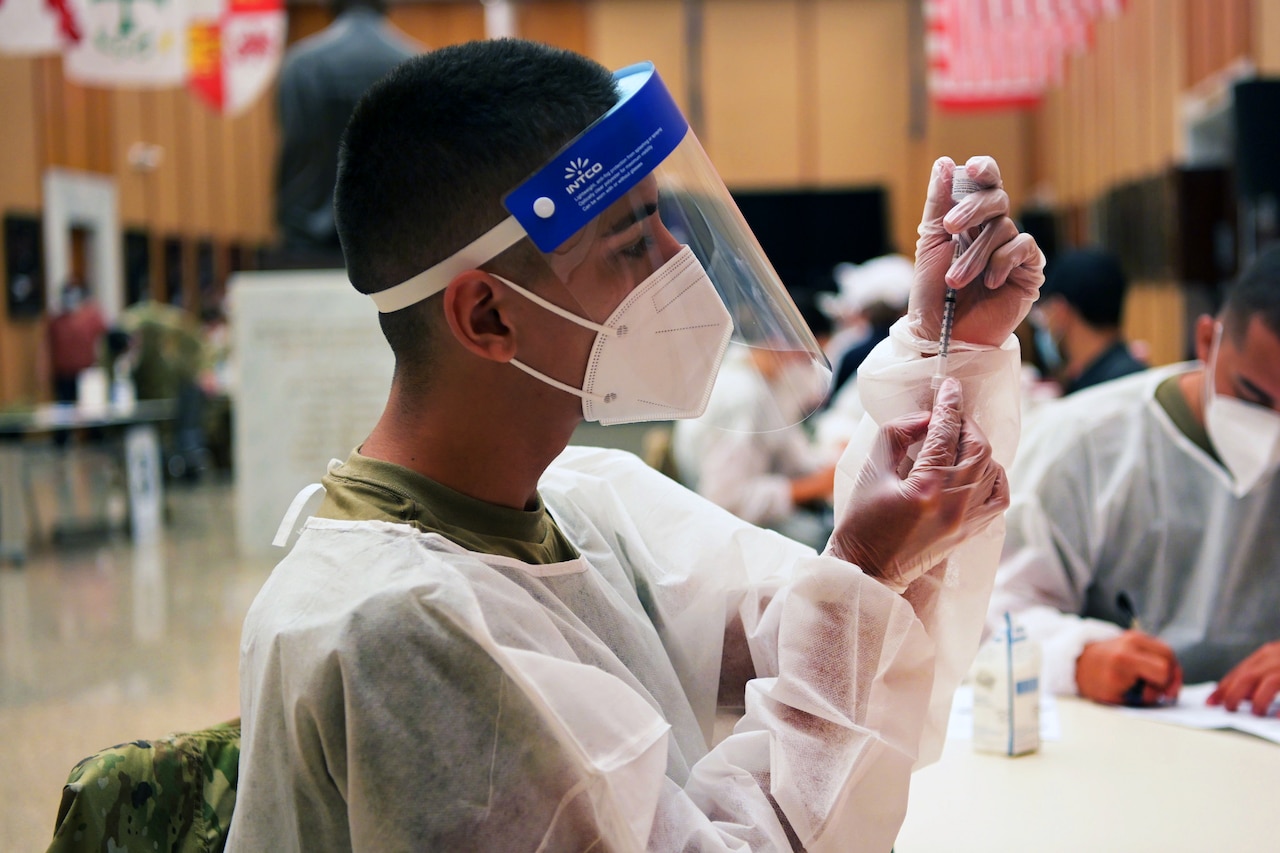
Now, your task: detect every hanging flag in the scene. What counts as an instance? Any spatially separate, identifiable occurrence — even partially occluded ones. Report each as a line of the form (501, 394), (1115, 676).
(925, 0), (1125, 111)
(62, 0), (188, 86)
(0, 0), (78, 55)
(187, 0), (284, 115)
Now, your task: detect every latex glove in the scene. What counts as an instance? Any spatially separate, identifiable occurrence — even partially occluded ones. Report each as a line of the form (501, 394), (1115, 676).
(1075, 631), (1183, 707)
(1208, 640), (1280, 716)
(826, 377), (1009, 592)
(907, 156), (1045, 348)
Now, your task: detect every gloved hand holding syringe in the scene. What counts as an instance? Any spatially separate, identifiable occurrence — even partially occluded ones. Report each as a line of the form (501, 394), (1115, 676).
(931, 170), (980, 396)
(829, 155), (1047, 589)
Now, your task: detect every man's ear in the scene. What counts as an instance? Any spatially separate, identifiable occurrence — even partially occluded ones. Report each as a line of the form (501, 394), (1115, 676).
(1193, 313), (1216, 363)
(441, 271), (517, 363)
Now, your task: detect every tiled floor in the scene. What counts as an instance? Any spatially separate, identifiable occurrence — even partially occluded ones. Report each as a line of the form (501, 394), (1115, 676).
(0, 474), (275, 852)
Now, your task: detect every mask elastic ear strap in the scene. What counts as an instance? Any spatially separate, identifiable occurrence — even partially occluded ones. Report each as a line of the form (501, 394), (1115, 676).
(491, 273), (612, 405)
(507, 358), (609, 405)
(490, 274), (613, 337)
(1204, 321), (1224, 412)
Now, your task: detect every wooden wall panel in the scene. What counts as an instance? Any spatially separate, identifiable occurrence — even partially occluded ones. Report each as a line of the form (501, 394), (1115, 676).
(0, 55), (44, 403)
(214, 101), (241, 242)
(1096, 19), (1117, 190)
(0, 62), (46, 402)
(1148, 0), (1178, 169)
(1125, 280), (1185, 366)
(389, 5), (485, 47)
(111, 90), (149, 225)
(1257, 0), (1280, 73)
(0, 57), (42, 210)
(812, 0), (914, 252)
(35, 58), (64, 169)
(1183, 0), (1251, 88)
(248, 90), (278, 242)
(1186, 0), (1212, 88)
(181, 96), (215, 236)
(0, 323), (46, 406)
(518, 1), (589, 53)
(811, 0), (910, 183)
(1124, 3), (1146, 179)
(146, 89), (184, 234)
(585, 1), (687, 111)
(87, 88), (113, 173)
(701, 0), (802, 186)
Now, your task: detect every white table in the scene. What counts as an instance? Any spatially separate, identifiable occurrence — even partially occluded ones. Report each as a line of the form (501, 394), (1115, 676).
(894, 695), (1280, 852)
(0, 401), (171, 564)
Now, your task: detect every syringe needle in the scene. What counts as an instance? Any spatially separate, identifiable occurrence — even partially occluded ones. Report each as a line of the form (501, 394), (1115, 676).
(933, 169), (979, 395)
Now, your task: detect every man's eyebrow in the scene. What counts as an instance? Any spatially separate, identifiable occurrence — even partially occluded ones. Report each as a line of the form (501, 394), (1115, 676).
(604, 201), (660, 236)
(1237, 375), (1275, 407)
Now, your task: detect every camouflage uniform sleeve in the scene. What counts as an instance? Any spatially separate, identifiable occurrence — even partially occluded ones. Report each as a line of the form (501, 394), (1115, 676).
(47, 719), (240, 853)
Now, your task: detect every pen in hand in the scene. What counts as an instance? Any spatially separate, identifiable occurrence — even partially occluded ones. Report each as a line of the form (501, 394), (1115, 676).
(1115, 590), (1148, 707)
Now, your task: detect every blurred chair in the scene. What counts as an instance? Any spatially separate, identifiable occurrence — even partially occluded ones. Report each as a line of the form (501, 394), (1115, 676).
(47, 719), (240, 853)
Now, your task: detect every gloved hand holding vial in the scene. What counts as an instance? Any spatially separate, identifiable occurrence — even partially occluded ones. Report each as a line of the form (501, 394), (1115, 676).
(907, 156), (1044, 352)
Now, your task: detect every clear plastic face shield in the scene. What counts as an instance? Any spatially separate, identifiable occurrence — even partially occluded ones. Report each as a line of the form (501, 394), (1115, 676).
(370, 62), (829, 430)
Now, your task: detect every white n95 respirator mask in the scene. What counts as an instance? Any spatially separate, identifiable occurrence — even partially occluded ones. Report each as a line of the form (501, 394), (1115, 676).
(1203, 324), (1280, 497)
(496, 246), (733, 425)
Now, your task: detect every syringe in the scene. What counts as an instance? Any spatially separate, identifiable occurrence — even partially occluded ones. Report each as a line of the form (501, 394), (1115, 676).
(932, 170), (980, 393)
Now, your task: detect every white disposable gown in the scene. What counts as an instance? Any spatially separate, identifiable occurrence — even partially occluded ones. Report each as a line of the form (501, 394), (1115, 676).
(229, 322), (1022, 852)
(989, 364), (1280, 694)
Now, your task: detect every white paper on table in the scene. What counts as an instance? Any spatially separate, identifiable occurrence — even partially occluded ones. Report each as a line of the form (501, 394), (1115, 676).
(1119, 682), (1280, 744)
(946, 685), (1061, 741)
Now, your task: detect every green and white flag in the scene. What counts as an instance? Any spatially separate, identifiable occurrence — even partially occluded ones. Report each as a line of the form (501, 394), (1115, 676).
(63, 0), (187, 86)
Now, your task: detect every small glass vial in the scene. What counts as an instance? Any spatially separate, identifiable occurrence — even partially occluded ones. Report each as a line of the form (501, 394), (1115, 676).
(971, 613), (1041, 756)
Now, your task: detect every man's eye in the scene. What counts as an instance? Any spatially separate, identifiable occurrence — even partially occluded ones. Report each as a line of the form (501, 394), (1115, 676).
(620, 235), (654, 259)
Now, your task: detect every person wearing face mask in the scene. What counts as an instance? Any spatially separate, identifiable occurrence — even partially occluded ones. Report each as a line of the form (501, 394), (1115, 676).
(671, 291), (840, 550)
(989, 244), (1280, 715)
(230, 40), (1046, 852)
(1030, 247), (1146, 395)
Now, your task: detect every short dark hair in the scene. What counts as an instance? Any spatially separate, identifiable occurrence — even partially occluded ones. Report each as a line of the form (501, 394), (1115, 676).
(336, 41), (619, 293)
(334, 40), (618, 374)
(1221, 242), (1280, 343)
(1040, 248), (1128, 328)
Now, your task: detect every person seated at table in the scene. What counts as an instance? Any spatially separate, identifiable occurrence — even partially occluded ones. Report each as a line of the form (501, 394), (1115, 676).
(989, 245), (1280, 715)
(811, 254), (914, 462)
(670, 338), (839, 545)
(671, 292), (838, 550)
(47, 278), (109, 407)
(1029, 247), (1146, 395)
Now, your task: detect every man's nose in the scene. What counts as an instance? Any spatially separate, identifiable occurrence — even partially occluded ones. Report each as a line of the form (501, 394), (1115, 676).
(651, 218), (684, 263)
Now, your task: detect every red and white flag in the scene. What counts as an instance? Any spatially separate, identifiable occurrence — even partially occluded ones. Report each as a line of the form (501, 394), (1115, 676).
(188, 0), (284, 115)
(926, 0), (1125, 111)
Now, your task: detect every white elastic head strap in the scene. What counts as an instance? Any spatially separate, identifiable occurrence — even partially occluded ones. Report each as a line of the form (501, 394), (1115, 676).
(369, 216), (528, 313)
